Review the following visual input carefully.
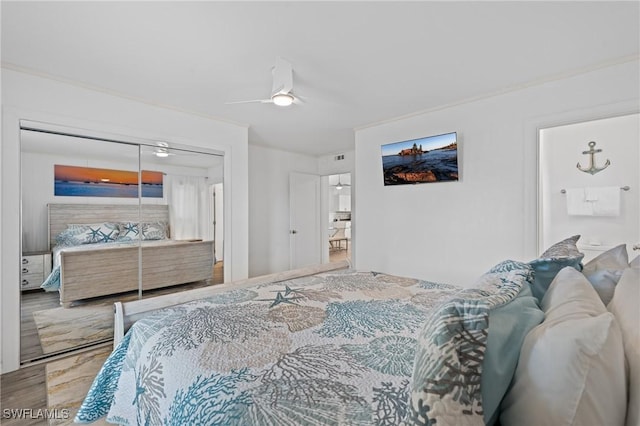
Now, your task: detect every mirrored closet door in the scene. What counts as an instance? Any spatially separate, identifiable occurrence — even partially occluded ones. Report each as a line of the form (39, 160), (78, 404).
(20, 126), (224, 364)
(139, 144), (225, 299)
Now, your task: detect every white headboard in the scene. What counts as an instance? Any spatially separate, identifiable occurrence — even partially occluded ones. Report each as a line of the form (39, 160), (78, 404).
(48, 203), (170, 249)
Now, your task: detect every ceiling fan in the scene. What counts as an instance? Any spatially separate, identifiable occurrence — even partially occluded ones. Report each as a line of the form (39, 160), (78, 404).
(334, 175), (350, 190)
(226, 57), (302, 107)
(141, 142), (179, 158)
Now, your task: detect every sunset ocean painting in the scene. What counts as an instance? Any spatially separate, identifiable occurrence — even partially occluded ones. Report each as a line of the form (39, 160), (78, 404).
(54, 165), (163, 198)
(381, 132), (458, 186)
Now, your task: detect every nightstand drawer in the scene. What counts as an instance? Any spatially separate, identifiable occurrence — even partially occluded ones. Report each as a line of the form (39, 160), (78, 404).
(21, 262), (44, 276)
(22, 255), (44, 268)
(21, 252), (51, 292)
(21, 275), (43, 290)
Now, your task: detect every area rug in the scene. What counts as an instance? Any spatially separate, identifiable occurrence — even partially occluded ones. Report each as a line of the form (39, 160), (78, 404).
(32, 305), (113, 355)
(31, 280), (216, 355)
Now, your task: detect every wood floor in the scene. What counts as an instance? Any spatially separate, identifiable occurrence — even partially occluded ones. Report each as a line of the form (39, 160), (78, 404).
(3, 261), (225, 425)
(1, 363), (48, 426)
(329, 240), (352, 263)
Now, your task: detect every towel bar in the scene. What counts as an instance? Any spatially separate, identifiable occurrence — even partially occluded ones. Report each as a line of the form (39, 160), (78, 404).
(561, 186), (630, 194)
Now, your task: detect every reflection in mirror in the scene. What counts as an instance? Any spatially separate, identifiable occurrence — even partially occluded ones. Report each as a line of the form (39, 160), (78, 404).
(20, 130), (140, 362)
(19, 130), (225, 364)
(139, 144), (224, 298)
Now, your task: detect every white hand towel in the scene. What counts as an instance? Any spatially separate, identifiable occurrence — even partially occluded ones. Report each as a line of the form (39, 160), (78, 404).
(584, 187), (599, 201)
(566, 188), (593, 216)
(590, 186), (621, 216)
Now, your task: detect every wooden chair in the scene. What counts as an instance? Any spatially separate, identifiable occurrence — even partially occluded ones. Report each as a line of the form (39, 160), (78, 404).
(329, 227), (349, 251)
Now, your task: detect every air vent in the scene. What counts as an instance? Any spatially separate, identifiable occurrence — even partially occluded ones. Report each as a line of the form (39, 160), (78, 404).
(334, 154), (345, 161)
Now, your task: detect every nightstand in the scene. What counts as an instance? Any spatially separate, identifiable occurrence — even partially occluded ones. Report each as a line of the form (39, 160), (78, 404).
(21, 251), (52, 291)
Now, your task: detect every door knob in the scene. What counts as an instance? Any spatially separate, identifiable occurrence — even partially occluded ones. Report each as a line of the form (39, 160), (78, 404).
(633, 244), (640, 251)
(290, 230), (297, 234)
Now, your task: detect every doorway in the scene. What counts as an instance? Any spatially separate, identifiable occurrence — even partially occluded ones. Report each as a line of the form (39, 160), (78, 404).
(325, 173), (352, 264)
(538, 113), (639, 261)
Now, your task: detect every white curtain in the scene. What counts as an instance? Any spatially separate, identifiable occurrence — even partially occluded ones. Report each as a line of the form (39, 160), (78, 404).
(166, 175), (209, 240)
(213, 183), (224, 262)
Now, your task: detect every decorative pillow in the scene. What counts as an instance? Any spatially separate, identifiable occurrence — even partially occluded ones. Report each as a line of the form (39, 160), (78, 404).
(500, 267), (627, 426)
(583, 244), (629, 274)
(55, 222), (120, 246)
(528, 235), (584, 301)
(408, 266), (531, 425)
(539, 235), (583, 259)
(487, 259), (531, 274)
(607, 267), (640, 426)
(118, 222), (140, 240)
(482, 280), (544, 426)
(582, 244), (629, 305)
(118, 221), (167, 241)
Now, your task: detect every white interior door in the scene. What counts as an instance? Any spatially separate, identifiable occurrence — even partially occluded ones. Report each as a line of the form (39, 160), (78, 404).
(290, 172), (321, 269)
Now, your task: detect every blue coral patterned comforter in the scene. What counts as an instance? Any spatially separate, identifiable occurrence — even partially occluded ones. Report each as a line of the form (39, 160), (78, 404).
(76, 266), (531, 425)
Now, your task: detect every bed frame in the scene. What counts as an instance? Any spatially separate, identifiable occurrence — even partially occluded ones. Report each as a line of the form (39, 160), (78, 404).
(113, 260), (351, 346)
(48, 203), (215, 307)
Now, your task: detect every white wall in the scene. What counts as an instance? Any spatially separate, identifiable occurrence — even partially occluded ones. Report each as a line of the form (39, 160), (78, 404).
(248, 144), (318, 277)
(355, 60), (640, 287)
(539, 113), (639, 261)
(318, 150), (355, 176)
(1, 68), (249, 373)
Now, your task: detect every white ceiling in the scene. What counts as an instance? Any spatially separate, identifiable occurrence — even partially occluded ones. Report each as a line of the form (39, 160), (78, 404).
(2, 1), (638, 157)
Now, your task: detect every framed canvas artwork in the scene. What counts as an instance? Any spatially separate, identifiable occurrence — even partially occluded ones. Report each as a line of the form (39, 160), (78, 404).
(381, 132), (458, 186)
(54, 165), (163, 198)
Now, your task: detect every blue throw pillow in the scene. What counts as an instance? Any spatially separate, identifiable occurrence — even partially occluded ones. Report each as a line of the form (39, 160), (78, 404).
(528, 235), (584, 301)
(482, 283), (544, 426)
(408, 264), (535, 425)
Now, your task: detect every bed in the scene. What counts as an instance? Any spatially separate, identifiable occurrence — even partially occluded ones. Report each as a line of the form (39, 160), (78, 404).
(43, 204), (215, 307)
(75, 237), (638, 426)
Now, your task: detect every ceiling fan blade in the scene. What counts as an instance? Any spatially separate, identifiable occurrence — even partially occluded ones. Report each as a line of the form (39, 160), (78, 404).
(272, 56), (293, 95)
(224, 99), (273, 105)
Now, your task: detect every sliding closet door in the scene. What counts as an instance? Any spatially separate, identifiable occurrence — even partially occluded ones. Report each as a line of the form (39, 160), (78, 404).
(20, 127), (226, 364)
(20, 129), (140, 362)
(139, 145), (224, 299)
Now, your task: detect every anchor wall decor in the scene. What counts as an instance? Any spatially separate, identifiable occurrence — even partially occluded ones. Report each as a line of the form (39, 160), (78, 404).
(576, 141), (610, 175)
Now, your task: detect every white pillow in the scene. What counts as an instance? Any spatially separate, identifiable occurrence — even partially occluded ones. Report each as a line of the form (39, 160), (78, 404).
(501, 267), (627, 426)
(582, 244), (629, 305)
(582, 244), (629, 275)
(608, 267), (640, 426)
